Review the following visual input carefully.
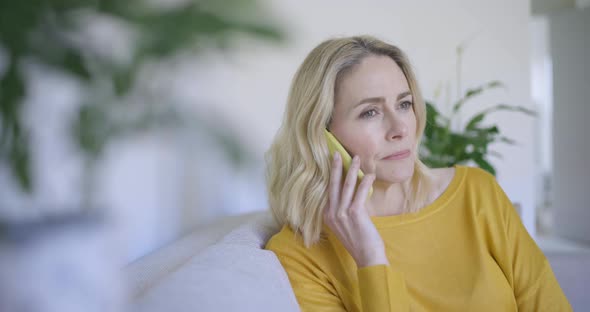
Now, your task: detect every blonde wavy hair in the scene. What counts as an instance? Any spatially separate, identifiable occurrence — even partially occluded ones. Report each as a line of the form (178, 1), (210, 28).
(265, 35), (435, 247)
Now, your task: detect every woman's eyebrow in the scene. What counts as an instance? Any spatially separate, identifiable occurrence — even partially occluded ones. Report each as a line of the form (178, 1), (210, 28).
(353, 91), (412, 109)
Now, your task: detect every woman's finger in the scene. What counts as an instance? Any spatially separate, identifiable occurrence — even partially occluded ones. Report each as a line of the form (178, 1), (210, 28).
(339, 155), (360, 215)
(327, 151), (342, 219)
(351, 173), (375, 212)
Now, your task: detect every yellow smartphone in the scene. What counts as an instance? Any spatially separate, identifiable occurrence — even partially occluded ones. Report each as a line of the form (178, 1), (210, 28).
(324, 129), (373, 199)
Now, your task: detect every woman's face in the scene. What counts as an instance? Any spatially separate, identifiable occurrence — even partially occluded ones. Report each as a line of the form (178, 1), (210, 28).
(329, 55), (417, 183)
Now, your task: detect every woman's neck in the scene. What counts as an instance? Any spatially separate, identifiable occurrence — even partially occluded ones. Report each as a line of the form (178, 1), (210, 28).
(365, 179), (411, 217)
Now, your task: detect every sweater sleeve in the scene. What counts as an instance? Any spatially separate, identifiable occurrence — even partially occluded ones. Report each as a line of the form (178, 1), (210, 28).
(493, 182), (572, 311)
(357, 265), (410, 311)
(267, 237), (410, 311)
(273, 252), (348, 312)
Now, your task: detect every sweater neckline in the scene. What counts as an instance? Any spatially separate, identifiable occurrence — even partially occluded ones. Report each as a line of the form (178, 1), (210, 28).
(369, 165), (466, 228)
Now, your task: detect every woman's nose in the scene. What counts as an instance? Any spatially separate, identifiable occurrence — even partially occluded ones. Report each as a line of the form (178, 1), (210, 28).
(385, 113), (408, 140)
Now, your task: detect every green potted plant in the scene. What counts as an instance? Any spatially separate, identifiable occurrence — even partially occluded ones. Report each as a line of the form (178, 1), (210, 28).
(419, 46), (536, 176)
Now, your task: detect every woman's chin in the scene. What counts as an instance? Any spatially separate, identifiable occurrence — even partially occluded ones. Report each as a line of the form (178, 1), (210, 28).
(376, 165), (415, 184)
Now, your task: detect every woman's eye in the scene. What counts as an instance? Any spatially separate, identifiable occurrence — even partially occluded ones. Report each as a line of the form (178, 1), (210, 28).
(360, 109), (378, 119)
(400, 101), (413, 110)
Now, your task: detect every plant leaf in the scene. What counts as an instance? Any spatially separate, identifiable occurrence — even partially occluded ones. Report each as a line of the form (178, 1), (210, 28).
(465, 112), (485, 130)
(489, 150), (503, 159)
(473, 155), (496, 176)
(499, 136), (517, 145)
(0, 60), (33, 191)
(481, 104), (537, 116)
(452, 80), (505, 113)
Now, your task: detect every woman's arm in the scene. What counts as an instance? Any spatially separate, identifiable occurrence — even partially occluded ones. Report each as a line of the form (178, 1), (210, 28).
(267, 239), (410, 312)
(270, 249), (348, 311)
(357, 264), (410, 311)
(492, 181), (572, 311)
(323, 152), (411, 311)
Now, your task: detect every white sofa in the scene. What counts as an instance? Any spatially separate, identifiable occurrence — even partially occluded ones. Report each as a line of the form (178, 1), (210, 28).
(126, 211), (590, 311)
(126, 211), (300, 312)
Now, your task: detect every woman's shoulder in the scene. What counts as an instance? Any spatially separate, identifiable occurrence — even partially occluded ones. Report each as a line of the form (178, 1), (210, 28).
(428, 165), (504, 209)
(427, 165), (496, 200)
(459, 165), (496, 180)
(452, 165), (514, 215)
(266, 224), (319, 253)
(429, 164), (495, 185)
(265, 224), (339, 263)
(450, 165), (499, 189)
(265, 224), (301, 251)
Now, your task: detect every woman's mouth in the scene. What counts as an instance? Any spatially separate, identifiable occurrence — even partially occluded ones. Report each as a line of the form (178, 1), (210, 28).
(382, 150), (411, 160)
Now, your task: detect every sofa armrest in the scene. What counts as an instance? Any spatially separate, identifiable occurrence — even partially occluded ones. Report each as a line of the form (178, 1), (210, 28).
(131, 212), (300, 312)
(124, 211), (266, 298)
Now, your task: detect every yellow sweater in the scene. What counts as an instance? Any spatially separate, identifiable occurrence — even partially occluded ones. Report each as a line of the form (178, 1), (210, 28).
(265, 165), (571, 311)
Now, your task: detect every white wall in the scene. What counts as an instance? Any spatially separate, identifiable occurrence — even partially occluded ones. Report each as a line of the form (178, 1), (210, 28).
(549, 7), (590, 244)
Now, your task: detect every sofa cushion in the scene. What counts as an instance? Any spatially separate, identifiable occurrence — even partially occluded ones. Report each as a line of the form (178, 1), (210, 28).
(125, 212), (265, 298)
(132, 212), (300, 312)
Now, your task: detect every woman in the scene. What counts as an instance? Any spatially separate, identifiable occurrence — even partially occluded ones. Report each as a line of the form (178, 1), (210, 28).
(264, 35), (571, 311)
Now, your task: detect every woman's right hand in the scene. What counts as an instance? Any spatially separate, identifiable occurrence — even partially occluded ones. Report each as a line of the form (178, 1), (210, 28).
(323, 152), (389, 268)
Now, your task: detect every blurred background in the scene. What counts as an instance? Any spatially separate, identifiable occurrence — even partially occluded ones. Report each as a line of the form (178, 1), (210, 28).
(0, 0), (588, 287)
